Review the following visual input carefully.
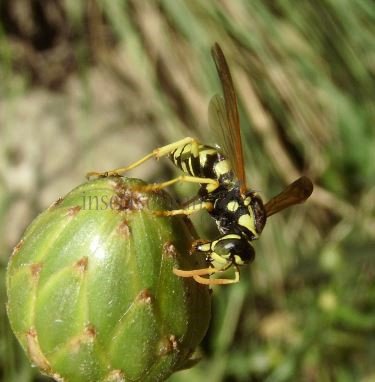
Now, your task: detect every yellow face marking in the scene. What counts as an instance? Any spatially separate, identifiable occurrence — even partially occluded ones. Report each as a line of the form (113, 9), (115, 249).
(234, 255), (244, 265)
(227, 201), (239, 212)
(238, 214), (257, 236)
(211, 253), (231, 272)
(214, 159), (231, 177)
(211, 252), (229, 263)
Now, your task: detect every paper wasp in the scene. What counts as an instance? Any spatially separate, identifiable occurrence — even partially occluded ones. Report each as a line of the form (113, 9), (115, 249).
(88, 43), (313, 285)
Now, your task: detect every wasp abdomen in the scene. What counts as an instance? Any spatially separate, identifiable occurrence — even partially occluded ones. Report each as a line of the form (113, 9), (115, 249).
(169, 143), (233, 184)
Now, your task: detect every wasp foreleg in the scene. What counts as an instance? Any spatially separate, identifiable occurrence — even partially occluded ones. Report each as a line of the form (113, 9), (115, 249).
(173, 265), (240, 285)
(193, 267), (240, 285)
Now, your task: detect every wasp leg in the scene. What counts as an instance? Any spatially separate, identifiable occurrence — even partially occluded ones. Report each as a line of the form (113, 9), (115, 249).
(142, 175), (218, 191)
(173, 267), (217, 277)
(153, 201), (213, 217)
(193, 267), (240, 285)
(87, 137), (198, 179)
(173, 266), (240, 285)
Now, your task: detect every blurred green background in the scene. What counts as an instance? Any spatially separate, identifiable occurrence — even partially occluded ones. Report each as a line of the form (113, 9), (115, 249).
(0, 1), (374, 381)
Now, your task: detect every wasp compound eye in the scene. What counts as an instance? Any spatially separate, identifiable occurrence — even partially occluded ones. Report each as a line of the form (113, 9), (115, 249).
(6, 177), (211, 382)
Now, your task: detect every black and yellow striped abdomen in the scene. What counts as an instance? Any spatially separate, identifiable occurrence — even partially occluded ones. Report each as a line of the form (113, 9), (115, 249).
(169, 143), (233, 186)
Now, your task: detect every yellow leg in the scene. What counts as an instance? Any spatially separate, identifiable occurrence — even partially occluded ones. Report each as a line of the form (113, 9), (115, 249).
(193, 267), (240, 285)
(173, 267), (217, 277)
(153, 201), (213, 216)
(87, 137), (198, 179)
(143, 175), (218, 191)
(173, 266), (240, 285)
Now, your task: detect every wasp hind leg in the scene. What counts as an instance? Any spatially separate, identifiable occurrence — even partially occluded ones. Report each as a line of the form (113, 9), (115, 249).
(86, 137), (198, 179)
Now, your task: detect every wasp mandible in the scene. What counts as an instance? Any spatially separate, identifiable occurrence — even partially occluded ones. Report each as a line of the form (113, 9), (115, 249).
(88, 43), (313, 285)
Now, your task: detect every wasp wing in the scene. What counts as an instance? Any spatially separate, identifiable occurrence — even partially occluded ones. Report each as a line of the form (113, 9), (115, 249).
(210, 43), (247, 192)
(265, 176), (313, 217)
(208, 94), (235, 165)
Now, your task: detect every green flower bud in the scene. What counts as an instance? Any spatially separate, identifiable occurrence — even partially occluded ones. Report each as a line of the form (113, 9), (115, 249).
(7, 177), (211, 382)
